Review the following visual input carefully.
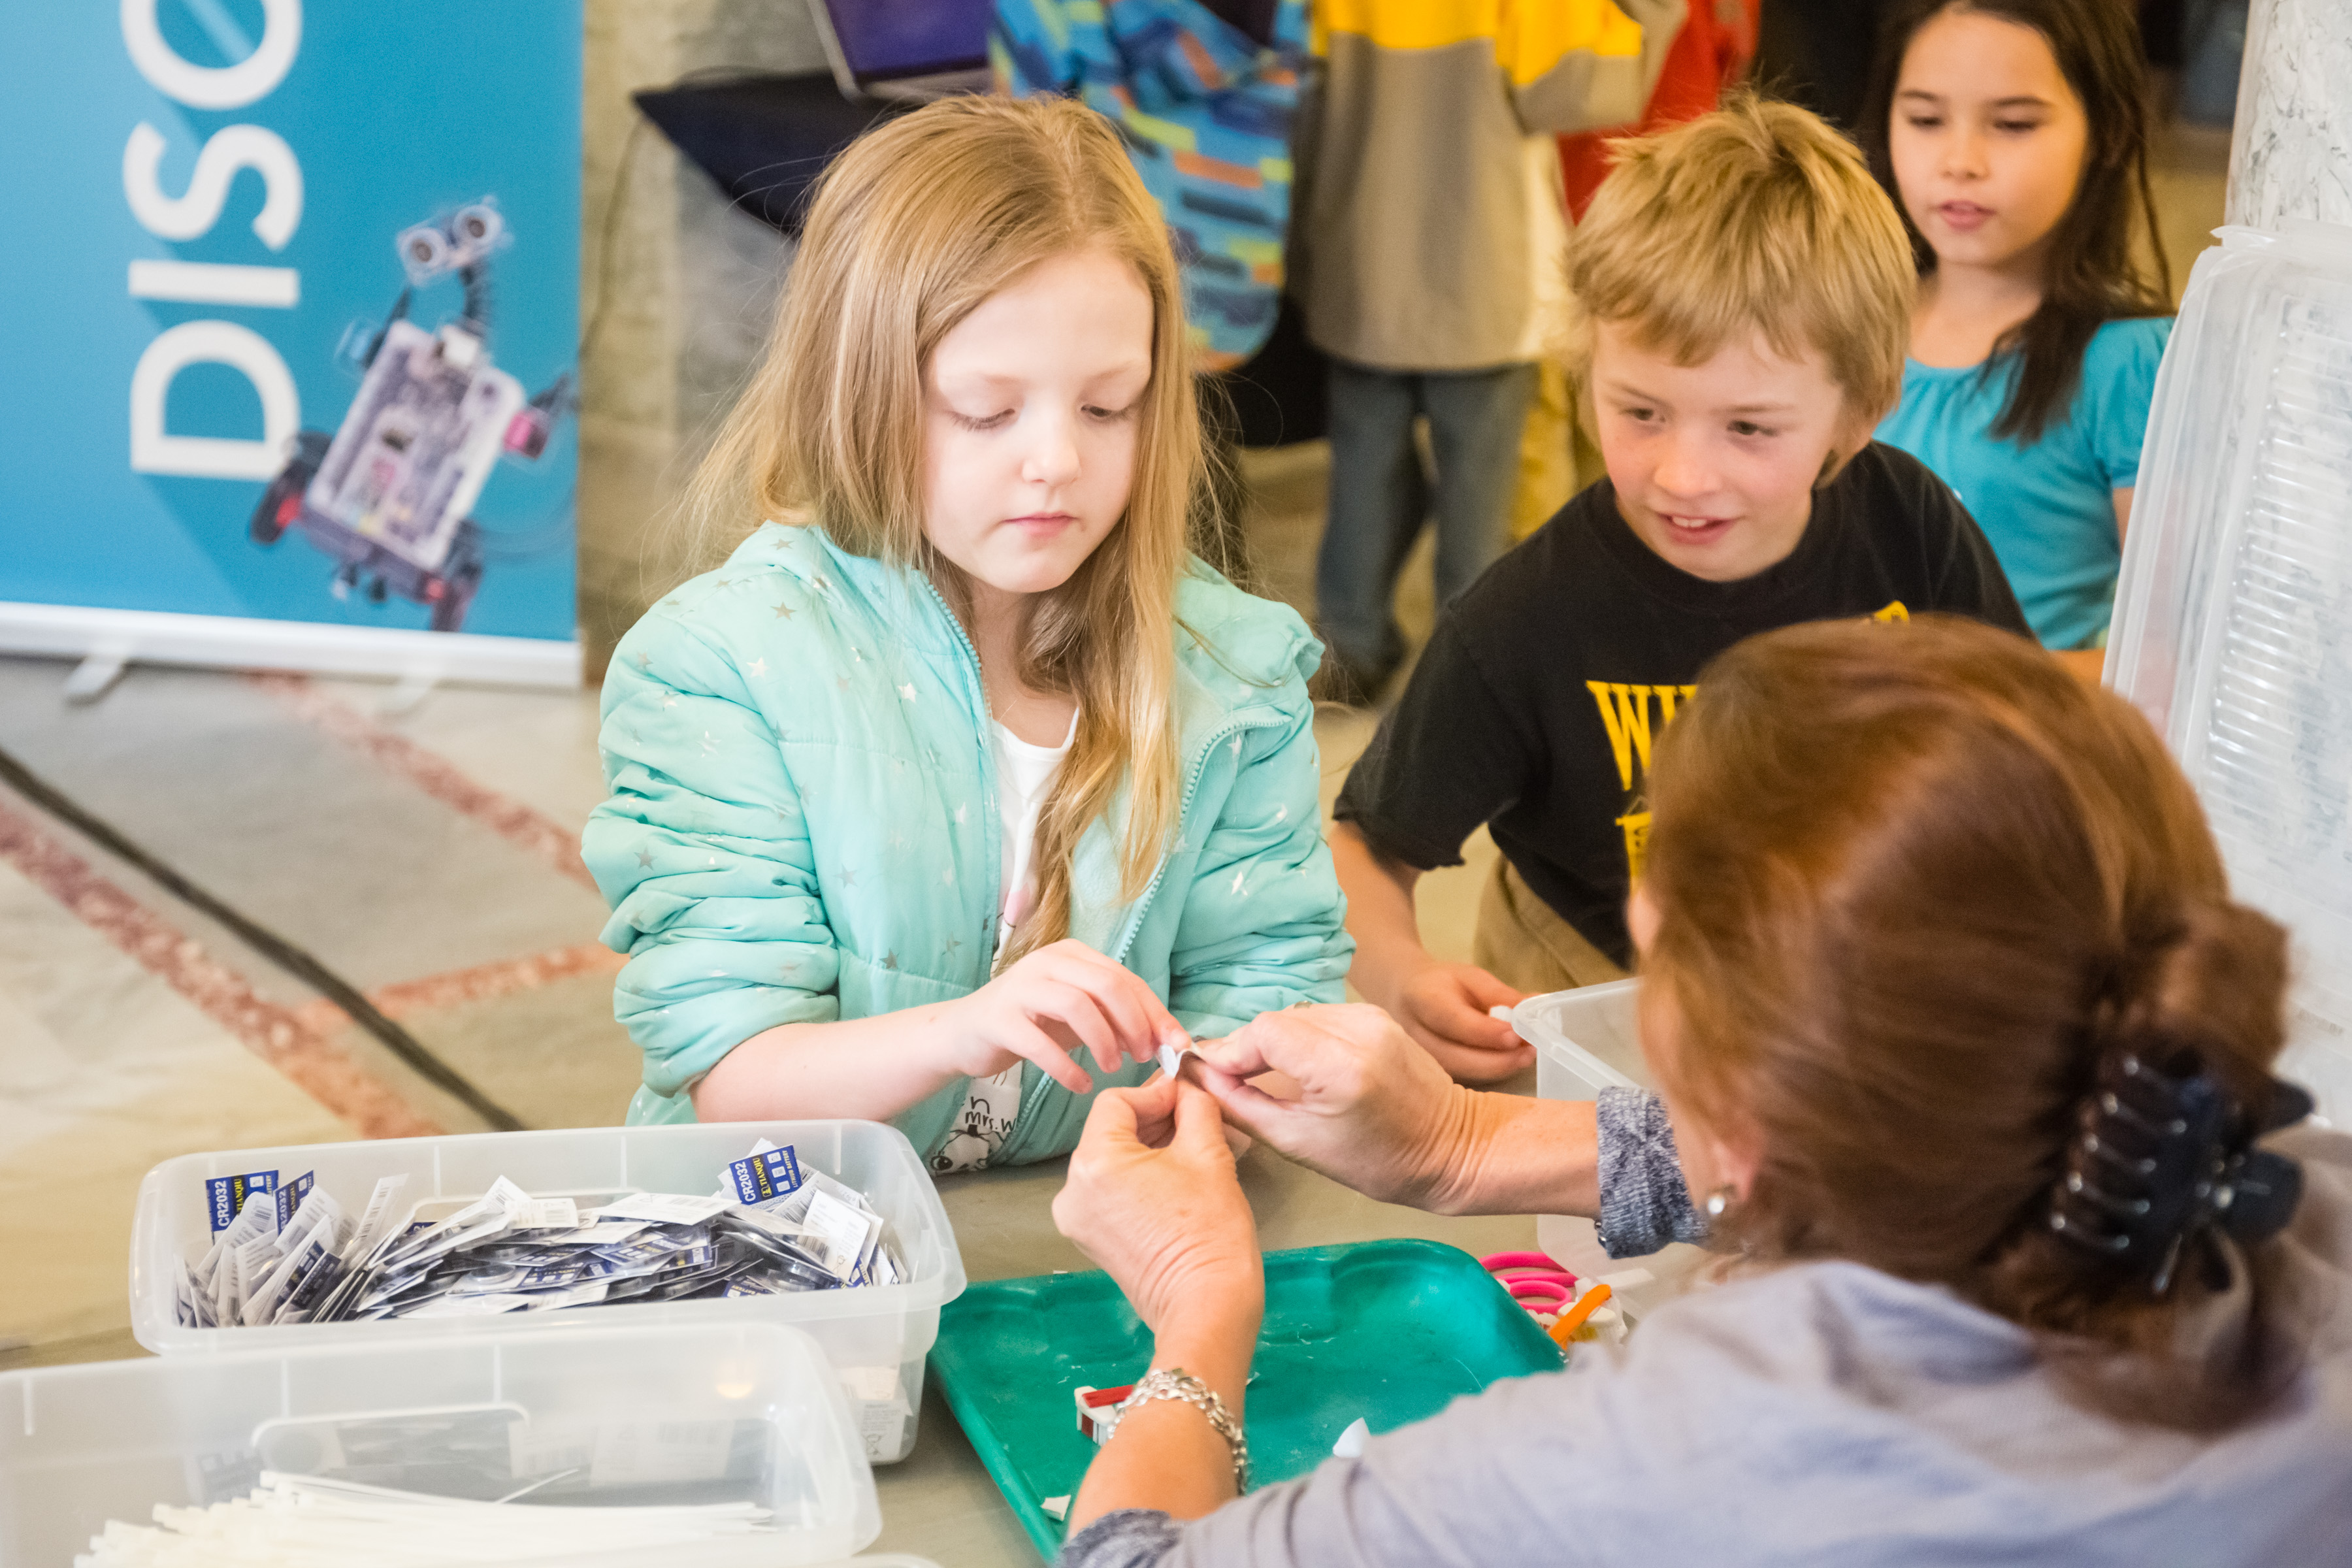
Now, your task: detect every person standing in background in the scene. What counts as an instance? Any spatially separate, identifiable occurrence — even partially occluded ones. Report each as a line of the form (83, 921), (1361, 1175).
(1511, 0), (1760, 544)
(1558, 0), (1760, 221)
(1292, 0), (1680, 706)
(993, 0), (1307, 378)
(1863, 0), (2173, 679)
(993, 0), (1313, 587)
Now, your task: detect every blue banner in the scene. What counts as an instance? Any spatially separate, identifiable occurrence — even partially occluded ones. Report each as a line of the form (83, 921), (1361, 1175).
(0, 2), (580, 649)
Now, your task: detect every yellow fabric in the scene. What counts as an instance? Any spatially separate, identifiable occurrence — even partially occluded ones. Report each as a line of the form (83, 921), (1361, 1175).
(1312, 0), (1646, 79)
(1499, 0), (1646, 82)
(1473, 855), (1629, 993)
(1514, 364), (1609, 541)
(1567, 365), (1605, 497)
(1511, 361), (1577, 540)
(1122, 105), (1198, 153)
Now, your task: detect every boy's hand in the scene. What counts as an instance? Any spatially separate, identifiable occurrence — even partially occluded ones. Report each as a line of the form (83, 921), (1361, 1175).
(1394, 962), (1534, 1083)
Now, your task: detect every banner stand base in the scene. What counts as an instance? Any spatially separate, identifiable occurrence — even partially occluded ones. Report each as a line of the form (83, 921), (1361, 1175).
(0, 602), (581, 691)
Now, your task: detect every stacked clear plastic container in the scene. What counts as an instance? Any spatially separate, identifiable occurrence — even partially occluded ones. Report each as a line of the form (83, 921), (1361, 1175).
(129, 1120), (967, 1464)
(2108, 221), (2352, 1125)
(0, 1322), (938, 1567)
(1506, 981), (1704, 1312)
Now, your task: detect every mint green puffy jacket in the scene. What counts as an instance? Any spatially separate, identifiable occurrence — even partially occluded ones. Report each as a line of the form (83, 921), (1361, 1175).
(583, 523), (1352, 1164)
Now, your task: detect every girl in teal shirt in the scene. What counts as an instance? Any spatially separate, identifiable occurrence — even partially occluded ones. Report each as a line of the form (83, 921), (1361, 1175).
(581, 96), (1350, 1167)
(1860, 0), (2173, 674)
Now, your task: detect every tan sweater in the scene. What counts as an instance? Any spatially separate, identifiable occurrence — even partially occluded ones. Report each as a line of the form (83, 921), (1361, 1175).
(1289, 0), (1684, 371)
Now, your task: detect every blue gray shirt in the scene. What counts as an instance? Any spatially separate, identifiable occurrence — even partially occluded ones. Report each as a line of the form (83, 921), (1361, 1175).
(1063, 1126), (2352, 1567)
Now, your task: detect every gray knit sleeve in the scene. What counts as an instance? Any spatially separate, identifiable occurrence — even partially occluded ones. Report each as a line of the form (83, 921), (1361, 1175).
(1058, 1509), (1181, 1567)
(1594, 1086), (1707, 1258)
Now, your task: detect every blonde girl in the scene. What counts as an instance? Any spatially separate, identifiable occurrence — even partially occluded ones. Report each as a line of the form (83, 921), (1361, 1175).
(583, 95), (1349, 1169)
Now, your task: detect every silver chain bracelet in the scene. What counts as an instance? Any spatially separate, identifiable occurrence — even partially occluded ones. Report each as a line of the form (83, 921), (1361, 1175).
(1110, 1367), (1250, 1492)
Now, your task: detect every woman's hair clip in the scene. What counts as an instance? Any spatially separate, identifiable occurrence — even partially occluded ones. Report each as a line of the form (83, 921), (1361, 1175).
(2046, 1048), (2313, 1294)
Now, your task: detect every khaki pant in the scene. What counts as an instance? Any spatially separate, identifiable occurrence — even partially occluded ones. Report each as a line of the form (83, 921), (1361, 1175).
(1473, 856), (1627, 994)
(1509, 361), (1576, 542)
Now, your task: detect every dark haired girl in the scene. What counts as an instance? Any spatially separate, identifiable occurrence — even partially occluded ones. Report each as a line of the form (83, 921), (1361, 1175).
(1863, 0), (2172, 678)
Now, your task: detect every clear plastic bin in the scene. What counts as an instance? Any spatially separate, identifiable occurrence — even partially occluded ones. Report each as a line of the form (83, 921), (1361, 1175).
(129, 1121), (966, 1463)
(1512, 979), (1648, 1099)
(2109, 221), (2352, 1126)
(1507, 982), (1707, 1313)
(0, 1323), (940, 1567)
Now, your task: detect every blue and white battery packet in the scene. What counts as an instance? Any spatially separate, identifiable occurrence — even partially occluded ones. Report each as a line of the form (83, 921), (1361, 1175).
(172, 1139), (906, 1331)
(725, 1143), (806, 1205)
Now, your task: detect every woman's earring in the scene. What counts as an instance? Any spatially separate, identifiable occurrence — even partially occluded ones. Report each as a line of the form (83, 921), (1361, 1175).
(1704, 1184), (1736, 1220)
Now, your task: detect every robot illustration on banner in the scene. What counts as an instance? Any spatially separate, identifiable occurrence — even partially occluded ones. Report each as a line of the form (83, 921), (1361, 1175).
(249, 199), (574, 632)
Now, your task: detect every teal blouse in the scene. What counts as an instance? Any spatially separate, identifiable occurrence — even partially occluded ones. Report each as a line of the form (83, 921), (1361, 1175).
(1878, 316), (2172, 651)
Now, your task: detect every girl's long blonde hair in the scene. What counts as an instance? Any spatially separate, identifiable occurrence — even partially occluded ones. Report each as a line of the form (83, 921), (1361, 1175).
(688, 94), (1197, 967)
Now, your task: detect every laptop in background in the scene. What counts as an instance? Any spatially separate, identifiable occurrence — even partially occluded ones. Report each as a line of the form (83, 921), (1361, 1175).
(806, 0), (995, 103)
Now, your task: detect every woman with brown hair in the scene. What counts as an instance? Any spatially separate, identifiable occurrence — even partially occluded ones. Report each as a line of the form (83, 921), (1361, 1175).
(1050, 614), (2351, 1563)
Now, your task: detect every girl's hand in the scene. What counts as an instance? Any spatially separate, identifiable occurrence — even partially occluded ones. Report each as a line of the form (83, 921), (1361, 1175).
(932, 939), (1186, 1094)
(1053, 1076), (1264, 1337)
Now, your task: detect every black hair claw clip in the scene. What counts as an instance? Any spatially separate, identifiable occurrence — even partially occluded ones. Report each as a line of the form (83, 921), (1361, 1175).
(2047, 1049), (2313, 1294)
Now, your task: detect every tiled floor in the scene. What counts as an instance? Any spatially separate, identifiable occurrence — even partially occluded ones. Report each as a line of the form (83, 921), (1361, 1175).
(0, 666), (644, 1360)
(0, 860), (353, 1351)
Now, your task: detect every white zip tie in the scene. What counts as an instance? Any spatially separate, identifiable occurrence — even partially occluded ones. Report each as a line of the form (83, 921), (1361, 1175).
(74, 1472), (775, 1566)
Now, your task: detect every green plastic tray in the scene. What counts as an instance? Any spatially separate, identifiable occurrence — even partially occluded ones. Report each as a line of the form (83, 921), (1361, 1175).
(930, 1239), (1565, 1559)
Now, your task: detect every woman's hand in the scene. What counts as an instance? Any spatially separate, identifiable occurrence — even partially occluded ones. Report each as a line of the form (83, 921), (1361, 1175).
(1054, 1075), (1264, 1338)
(1190, 1004), (1486, 1211)
(1192, 1004), (1606, 1218)
(932, 939), (1186, 1094)
(1060, 1077), (1262, 1529)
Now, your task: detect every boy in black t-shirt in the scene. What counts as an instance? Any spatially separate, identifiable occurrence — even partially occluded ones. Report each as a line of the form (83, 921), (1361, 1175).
(1333, 97), (2031, 1084)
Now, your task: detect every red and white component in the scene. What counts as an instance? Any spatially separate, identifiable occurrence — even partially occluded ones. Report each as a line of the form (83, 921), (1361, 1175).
(1074, 1382), (1133, 1445)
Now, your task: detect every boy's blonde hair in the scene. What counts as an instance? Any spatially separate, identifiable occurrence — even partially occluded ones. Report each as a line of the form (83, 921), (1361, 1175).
(689, 95), (1198, 967)
(1565, 95), (1915, 428)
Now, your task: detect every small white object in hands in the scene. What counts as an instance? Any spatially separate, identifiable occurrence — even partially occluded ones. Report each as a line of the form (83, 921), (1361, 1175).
(1332, 1417), (1369, 1459)
(1041, 1495), (1071, 1522)
(1488, 1004), (1515, 1021)
(1156, 1039), (1198, 1081)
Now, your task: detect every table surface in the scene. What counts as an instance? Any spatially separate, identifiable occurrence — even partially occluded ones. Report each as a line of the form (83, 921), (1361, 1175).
(866, 1141), (1545, 1565)
(0, 1094), (1561, 1567)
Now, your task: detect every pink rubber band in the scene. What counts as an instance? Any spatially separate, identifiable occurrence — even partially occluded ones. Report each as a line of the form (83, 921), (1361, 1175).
(1505, 1278), (1572, 1309)
(1481, 1251), (1578, 1286)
